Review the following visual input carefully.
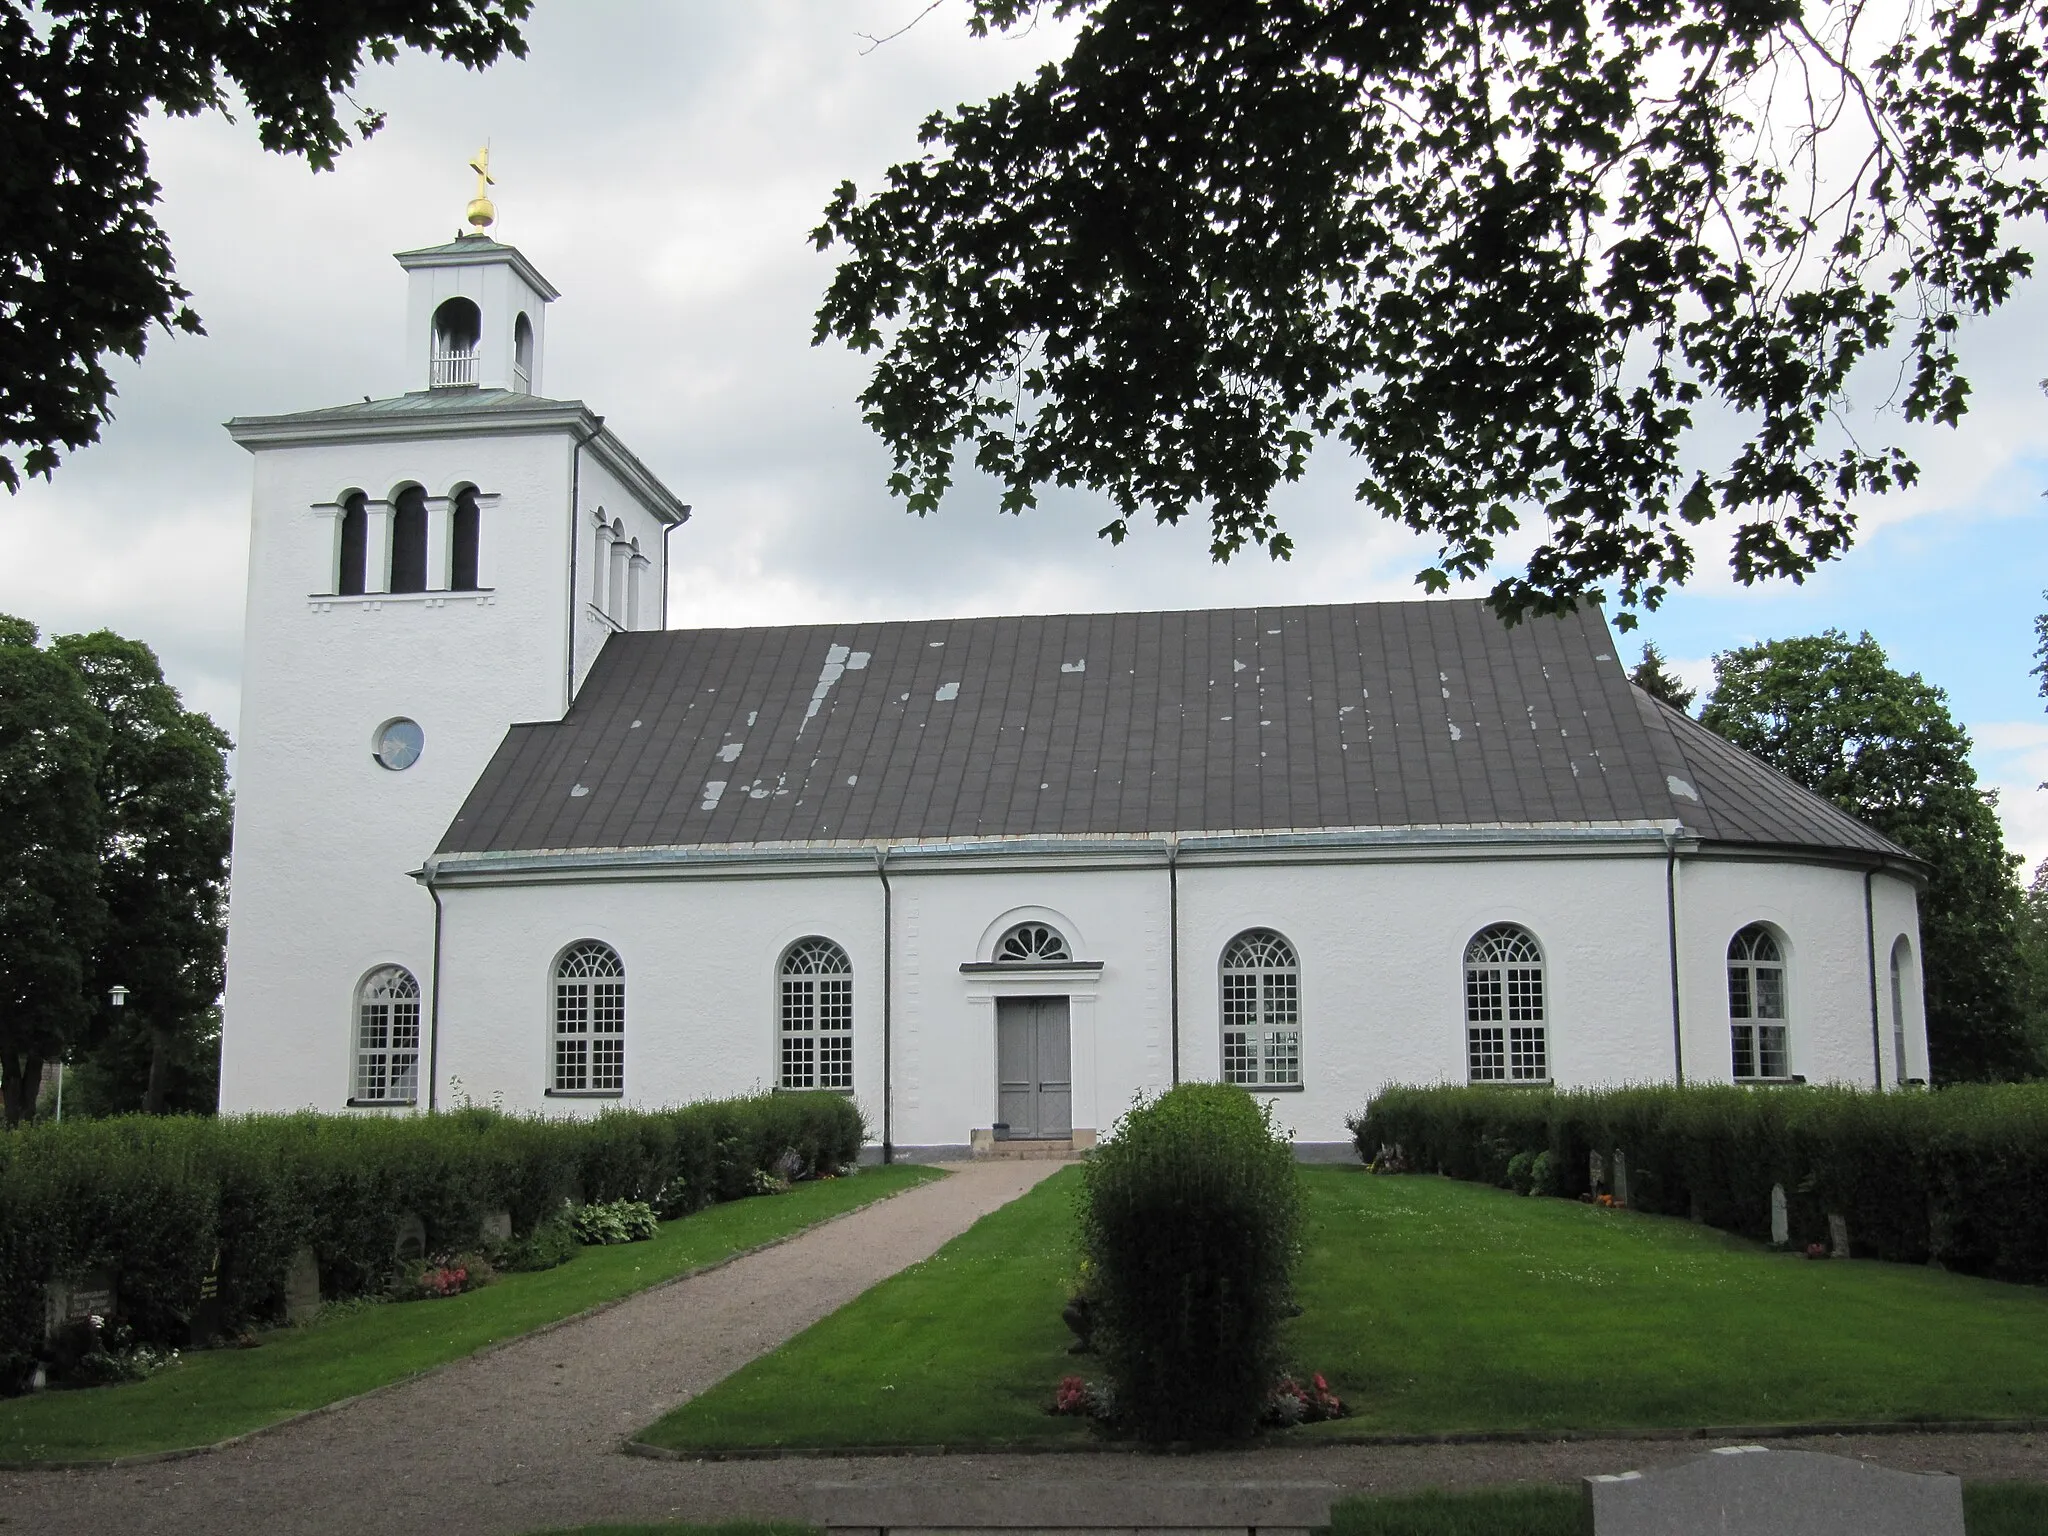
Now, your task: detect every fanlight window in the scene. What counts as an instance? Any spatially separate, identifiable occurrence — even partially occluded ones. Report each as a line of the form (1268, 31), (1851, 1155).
(451, 486), (481, 591)
(1729, 925), (1789, 1081)
(997, 923), (1070, 963)
(1465, 925), (1548, 1082)
(780, 938), (853, 1091)
(1221, 929), (1301, 1087)
(353, 966), (420, 1103)
(554, 942), (625, 1094)
(389, 485), (428, 594)
(337, 492), (368, 596)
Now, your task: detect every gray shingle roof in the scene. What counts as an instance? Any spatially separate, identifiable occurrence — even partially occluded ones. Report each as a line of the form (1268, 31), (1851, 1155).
(435, 599), (1910, 861)
(229, 388), (586, 427)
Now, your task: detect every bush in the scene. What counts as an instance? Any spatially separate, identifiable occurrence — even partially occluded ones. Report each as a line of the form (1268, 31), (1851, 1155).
(1350, 1083), (2048, 1282)
(0, 1091), (865, 1390)
(1078, 1083), (1303, 1443)
(571, 1198), (660, 1245)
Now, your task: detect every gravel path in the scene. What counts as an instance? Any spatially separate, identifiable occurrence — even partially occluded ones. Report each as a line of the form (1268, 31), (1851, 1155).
(8, 1157), (2046, 1534)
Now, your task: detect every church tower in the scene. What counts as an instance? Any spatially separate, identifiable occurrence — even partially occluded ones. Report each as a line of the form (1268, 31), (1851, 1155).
(218, 161), (689, 1113)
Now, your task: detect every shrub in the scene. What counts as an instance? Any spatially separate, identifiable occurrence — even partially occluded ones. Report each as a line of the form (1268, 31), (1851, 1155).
(1078, 1083), (1303, 1443)
(1352, 1083), (2048, 1283)
(498, 1212), (580, 1273)
(0, 1090), (866, 1390)
(571, 1198), (659, 1245)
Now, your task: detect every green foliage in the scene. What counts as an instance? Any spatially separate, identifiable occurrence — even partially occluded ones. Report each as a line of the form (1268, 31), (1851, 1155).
(1701, 631), (2033, 1081)
(571, 1198), (660, 1246)
(498, 1211), (579, 1273)
(1356, 1083), (2048, 1282)
(0, 1092), (863, 1386)
(0, 617), (107, 1125)
(1629, 642), (1696, 713)
(0, 1), (532, 492)
(1078, 1084), (1302, 1442)
(2019, 862), (2048, 1075)
(816, 0), (2048, 624)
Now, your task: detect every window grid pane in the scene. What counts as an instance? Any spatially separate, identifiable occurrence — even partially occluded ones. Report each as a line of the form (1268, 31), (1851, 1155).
(353, 968), (420, 1102)
(1469, 1026), (1506, 1081)
(779, 941), (854, 1091)
(1221, 932), (1299, 1086)
(1728, 927), (1789, 1080)
(1464, 928), (1546, 1083)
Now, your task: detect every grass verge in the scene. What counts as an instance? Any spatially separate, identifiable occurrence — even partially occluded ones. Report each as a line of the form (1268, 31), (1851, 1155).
(0, 1164), (941, 1464)
(639, 1166), (2048, 1453)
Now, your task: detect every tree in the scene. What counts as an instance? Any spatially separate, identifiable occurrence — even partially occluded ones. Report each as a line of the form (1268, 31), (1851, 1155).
(1700, 632), (2033, 1083)
(816, 0), (2048, 625)
(2018, 860), (2048, 1074)
(0, 1), (531, 493)
(1629, 642), (1696, 714)
(51, 630), (232, 1116)
(0, 616), (107, 1125)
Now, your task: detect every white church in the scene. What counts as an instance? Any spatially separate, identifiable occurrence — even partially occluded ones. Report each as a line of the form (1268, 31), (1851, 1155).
(216, 194), (1931, 1157)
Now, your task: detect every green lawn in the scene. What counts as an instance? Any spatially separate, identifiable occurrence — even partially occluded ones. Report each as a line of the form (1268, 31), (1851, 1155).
(638, 1166), (2048, 1454)
(0, 1165), (941, 1464)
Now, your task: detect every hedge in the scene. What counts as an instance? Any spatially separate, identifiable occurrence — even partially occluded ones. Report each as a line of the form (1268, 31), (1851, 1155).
(1079, 1083), (1303, 1442)
(1351, 1084), (2048, 1282)
(0, 1092), (862, 1386)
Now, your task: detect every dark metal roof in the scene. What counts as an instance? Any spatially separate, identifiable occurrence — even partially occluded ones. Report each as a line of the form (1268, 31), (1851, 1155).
(229, 388), (585, 427)
(435, 599), (1911, 861)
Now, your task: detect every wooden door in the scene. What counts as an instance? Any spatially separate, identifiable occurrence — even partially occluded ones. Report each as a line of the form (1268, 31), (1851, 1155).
(995, 997), (1072, 1138)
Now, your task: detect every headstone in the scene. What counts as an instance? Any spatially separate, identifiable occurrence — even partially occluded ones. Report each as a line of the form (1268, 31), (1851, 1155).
(43, 1269), (117, 1341)
(1611, 1150), (1630, 1207)
(392, 1212), (427, 1262)
(1829, 1212), (1851, 1260)
(1590, 1149), (1606, 1192)
(1585, 1446), (1962, 1535)
(284, 1246), (322, 1324)
(187, 1249), (228, 1346)
(479, 1209), (513, 1244)
(1771, 1184), (1789, 1247)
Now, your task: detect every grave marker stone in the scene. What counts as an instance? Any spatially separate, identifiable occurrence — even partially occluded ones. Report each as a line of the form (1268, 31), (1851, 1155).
(479, 1209), (513, 1244)
(1585, 1446), (1962, 1535)
(1611, 1150), (1630, 1207)
(1828, 1212), (1851, 1259)
(43, 1270), (116, 1341)
(283, 1246), (322, 1324)
(1770, 1184), (1789, 1246)
(393, 1212), (427, 1262)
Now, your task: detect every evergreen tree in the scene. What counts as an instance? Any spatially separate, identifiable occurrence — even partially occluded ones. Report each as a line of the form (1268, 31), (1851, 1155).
(1629, 642), (1696, 714)
(1701, 632), (2033, 1083)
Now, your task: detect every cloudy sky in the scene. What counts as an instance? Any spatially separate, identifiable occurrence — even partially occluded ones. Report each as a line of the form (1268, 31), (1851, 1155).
(4, 1), (2045, 871)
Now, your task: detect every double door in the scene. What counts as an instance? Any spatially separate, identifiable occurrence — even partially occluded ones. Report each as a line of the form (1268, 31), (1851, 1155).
(995, 996), (1072, 1140)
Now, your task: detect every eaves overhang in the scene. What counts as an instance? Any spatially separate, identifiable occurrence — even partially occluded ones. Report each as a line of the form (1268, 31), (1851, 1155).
(418, 821), (1702, 889)
(393, 238), (561, 300)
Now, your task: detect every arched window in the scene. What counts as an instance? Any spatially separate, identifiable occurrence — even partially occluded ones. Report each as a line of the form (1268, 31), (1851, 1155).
(780, 938), (853, 1090)
(390, 485), (428, 593)
(353, 965), (420, 1103)
(337, 492), (368, 596)
(1221, 929), (1301, 1086)
(1465, 925), (1548, 1082)
(553, 942), (625, 1094)
(1728, 924), (1788, 1081)
(431, 297), (481, 386)
(1890, 936), (1915, 1084)
(590, 509), (612, 609)
(608, 519), (629, 617)
(997, 922), (1070, 962)
(450, 486), (481, 591)
(513, 311), (534, 393)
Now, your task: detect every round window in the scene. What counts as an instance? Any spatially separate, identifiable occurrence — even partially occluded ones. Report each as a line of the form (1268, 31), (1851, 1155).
(374, 717), (425, 771)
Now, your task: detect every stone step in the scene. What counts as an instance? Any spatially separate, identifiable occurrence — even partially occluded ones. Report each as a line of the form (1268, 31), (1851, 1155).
(975, 1138), (1079, 1160)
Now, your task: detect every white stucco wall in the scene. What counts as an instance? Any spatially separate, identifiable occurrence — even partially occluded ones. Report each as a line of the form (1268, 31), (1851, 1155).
(218, 420), (673, 1113)
(413, 839), (1923, 1154)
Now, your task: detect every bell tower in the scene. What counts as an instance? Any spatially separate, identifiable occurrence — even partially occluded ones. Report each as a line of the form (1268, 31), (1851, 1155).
(217, 160), (688, 1114)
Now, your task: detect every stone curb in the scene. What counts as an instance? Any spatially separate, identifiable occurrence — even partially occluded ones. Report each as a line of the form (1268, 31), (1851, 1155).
(0, 1169), (946, 1473)
(624, 1415), (2048, 1463)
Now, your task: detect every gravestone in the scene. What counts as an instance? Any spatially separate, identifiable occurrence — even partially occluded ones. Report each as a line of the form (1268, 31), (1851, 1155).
(188, 1249), (228, 1346)
(283, 1246), (322, 1324)
(393, 1212), (427, 1262)
(43, 1269), (117, 1341)
(1770, 1184), (1789, 1246)
(811, 1480), (1337, 1536)
(1589, 1149), (1606, 1193)
(1611, 1150), (1630, 1207)
(1828, 1212), (1851, 1259)
(479, 1209), (513, 1244)
(1585, 1446), (1962, 1535)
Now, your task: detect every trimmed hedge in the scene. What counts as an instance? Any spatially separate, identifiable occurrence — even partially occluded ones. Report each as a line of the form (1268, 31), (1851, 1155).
(1351, 1084), (2048, 1281)
(0, 1093), (862, 1386)
(1079, 1083), (1303, 1442)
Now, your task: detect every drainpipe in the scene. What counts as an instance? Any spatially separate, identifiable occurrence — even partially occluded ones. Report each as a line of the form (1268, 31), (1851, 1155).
(1664, 832), (1684, 1085)
(875, 847), (894, 1163)
(421, 868), (445, 1113)
(564, 416), (605, 709)
(1167, 835), (1181, 1086)
(1864, 866), (1883, 1089)
(659, 505), (691, 631)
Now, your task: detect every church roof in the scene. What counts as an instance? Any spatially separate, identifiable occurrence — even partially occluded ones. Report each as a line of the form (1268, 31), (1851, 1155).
(434, 600), (1911, 864)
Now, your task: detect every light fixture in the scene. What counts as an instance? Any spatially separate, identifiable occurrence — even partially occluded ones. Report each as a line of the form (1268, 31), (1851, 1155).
(108, 985), (129, 1008)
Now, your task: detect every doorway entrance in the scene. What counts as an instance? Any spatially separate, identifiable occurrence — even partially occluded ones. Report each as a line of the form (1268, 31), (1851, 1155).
(995, 996), (1072, 1139)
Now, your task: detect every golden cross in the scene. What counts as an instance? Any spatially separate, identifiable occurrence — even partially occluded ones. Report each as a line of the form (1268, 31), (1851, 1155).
(464, 144), (497, 235)
(469, 145), (494, 199)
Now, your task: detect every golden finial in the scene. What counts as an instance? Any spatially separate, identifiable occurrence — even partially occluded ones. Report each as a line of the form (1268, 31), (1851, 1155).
(464, 144), (496, 236)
